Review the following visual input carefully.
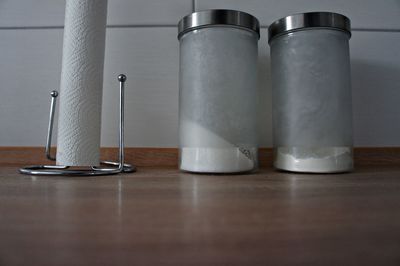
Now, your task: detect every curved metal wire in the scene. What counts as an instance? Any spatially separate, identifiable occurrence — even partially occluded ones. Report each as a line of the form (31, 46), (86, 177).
(19, 74), (136, 176)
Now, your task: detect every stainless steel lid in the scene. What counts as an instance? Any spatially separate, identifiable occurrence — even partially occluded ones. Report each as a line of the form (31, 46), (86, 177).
(178, 9), (260, 39)
(268, 12), (351, 43)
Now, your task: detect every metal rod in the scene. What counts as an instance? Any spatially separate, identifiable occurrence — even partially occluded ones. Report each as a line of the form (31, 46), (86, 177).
(119, 74), (126, 171)
(19, 74), (136, 176)
(45, 91), (58, 161)
(93, 74), (135, 173)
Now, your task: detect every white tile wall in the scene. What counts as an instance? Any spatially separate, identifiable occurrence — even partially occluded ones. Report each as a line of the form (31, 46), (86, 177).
(257, 30), (400, 147)
(102, 28), (179, 147)
(0, 29), (63, 146)
(350, 31), (400, 146)
(0, 0), (192, 27)
(196, 0), (400, 29)
(0, 0), (399, 147)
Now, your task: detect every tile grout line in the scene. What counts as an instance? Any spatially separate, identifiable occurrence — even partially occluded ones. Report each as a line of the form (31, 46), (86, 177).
(1, 25), (399, 33)
(259, 26), (400, 33)
(351, 28), (400, 32)
(108, 24), (177, 28)
(0, 25), (178, 30)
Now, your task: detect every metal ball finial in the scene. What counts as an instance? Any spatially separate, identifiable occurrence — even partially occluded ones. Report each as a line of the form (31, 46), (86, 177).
(118, 74), (127, 82)
(50, 90), (58, 97)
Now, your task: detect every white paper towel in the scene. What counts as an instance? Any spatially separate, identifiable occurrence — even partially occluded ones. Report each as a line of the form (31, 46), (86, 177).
(56, 0), (108, 166)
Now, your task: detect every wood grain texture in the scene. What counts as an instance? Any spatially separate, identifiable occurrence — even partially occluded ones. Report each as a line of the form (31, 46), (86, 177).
(102, 147), (178, 167)
(1, 147), (399, 167)
(1, 165), (400, 265)
(354, 147), (400, 166)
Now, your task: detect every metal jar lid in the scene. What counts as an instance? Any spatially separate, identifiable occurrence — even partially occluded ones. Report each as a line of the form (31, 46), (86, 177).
(178, 9), (260, 39)
(268, 12), (351, 43)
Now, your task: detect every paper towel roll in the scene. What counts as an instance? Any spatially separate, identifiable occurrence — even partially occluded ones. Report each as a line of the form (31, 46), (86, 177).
(56, 0), (108, 166)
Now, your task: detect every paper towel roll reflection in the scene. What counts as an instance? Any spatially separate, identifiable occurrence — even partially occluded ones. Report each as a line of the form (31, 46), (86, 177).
(56, 0), (108, 166)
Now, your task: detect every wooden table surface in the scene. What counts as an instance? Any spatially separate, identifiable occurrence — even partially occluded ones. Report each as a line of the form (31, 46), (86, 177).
(1, 166), (400, 265)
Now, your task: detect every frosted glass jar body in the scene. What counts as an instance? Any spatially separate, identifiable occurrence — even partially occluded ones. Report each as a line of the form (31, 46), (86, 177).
(179, 27), (259, 173)
(270, 29), (353, 173)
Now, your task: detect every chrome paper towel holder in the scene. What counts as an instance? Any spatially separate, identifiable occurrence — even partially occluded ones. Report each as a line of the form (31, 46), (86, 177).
(19, 74), (136, 176)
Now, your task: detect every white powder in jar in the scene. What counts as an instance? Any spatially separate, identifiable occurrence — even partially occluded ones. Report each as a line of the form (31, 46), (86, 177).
(274, 147), (353, 173)
(180, 147), (255, 173)
(180, 120), (256, 173)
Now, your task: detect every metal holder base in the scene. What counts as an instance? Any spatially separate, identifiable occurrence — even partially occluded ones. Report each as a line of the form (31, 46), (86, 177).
(19, 74), (136, 176)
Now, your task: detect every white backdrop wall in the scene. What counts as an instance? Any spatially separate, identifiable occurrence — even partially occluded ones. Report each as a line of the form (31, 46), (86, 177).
(0, 0), (399, 147)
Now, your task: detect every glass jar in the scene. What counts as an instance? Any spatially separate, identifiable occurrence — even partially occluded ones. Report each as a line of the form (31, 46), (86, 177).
(178, 10), (260, 173)
(268, 12), (353, 173)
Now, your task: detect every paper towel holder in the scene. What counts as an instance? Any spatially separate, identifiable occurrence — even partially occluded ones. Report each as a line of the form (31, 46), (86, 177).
(19, 74), (136, 176)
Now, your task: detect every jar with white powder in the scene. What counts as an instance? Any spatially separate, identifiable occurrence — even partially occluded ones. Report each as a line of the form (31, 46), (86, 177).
(178, 10), (260, 173)
(268, 12), (353, 173)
